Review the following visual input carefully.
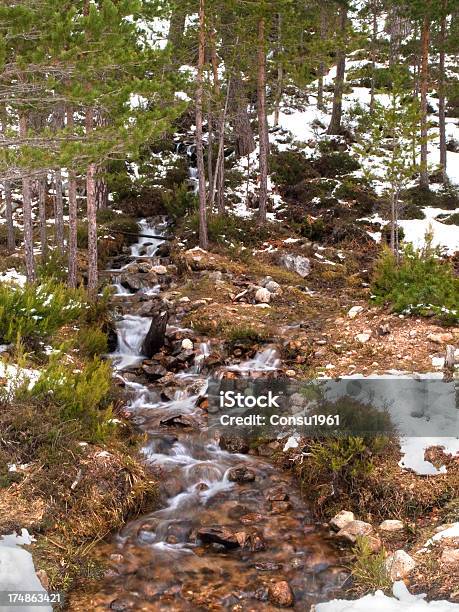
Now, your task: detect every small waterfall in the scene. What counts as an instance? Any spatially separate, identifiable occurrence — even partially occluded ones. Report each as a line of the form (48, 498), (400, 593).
(111, 277), (132, 296)
(131, 218), (166, 258)
(227, 347), (281, 373)
(111, 315), (152, 369)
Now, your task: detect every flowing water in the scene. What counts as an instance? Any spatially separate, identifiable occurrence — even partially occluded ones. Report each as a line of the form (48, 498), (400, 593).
(72, 219), (345, 611)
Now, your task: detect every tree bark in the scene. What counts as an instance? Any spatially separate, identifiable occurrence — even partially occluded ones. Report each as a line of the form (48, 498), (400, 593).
(274, 14), (283, 125)
(209, 30), (226, 213)
(370, 1), (378, 115)
(67, 107), (78, 288)
(439, 1), (447, 183)
(86, 107), (98, 296)
(317, 7), (327, 111)
(257, 16), (268, 225)
(4, 181), (15, 253)
(196, 0), (208, 249)
(54, 169), (64, 255)
(19, 114), (35, 283)
(327, 7), (347, 135)
(38, 177), (47, 263)
(419, 12), (430, 189)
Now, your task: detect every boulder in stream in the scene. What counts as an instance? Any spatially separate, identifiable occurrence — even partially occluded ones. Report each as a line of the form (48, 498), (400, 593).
(141, 311), (168, 358)
(268, 581), (294, 608)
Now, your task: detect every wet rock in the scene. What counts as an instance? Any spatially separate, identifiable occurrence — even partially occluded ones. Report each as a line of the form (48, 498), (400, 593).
(107, 326), (118, 352)
(348, 305), (364, 319)
(220, 435), (250, 454)
(155, 243), (170, 257)
(271, 501), (292, 514)
(440, 548), (459, 566)
(268, 581), (294, 608)
(330, 510), (355, 531)
(159, 414), (195, 428)
(197, 526), (239, 549)
(141, 311), (168, 358)
(254, 561), (282, 571)
(255, 287), (271, 303)
(385, 550), (416, 580)
(379, 519), (404, 532)
(280, 253), (310, 278)
(266, 486), (289, 502)
(142, 364), (168, 380)
(337, 520), (374, 544)
(228, 464), (256, 483)
(110, 598), (136, 611)
(152, 265), (168, 275)
(240, 513), (265, 525)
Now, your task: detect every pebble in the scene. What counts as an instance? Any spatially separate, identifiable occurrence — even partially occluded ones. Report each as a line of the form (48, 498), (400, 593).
(348, 306), (364, 319)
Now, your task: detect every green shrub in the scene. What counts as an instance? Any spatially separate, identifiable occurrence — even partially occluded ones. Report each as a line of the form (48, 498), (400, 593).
(301, 217), (326, 240)
(23, 357), (114, 442)
(162, 183), (198, 220)
(314, 151), (361, 177)
(308, 435), (388, 485)
(186, 212), (272, 247)
(371, 239), (459, 323)
(350, 537), (391, 594)
(270, 149), (317, 187)
(37, 251), (68, 282)
(227, 326), (268, 345)
(0, 282), (85, 345)
(77, 325), (108, 357)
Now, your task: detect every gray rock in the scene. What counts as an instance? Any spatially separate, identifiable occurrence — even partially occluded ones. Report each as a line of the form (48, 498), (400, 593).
(385, 550), (415, 580)
(255, 287), (271, 303)
(280, 254), (311, 278)
(330, 510), (355, 531)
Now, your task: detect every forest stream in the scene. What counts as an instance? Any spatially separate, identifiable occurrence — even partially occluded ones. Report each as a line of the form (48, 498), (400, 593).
(70, 218), (346, 611)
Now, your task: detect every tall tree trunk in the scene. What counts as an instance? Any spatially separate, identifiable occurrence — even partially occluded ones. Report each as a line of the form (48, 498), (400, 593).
(67, 107), (78, 288)
(95, 172), (109, 210)
(420, 12), (430, 189)
(38, 177), (47, 263)
(196, 0), (208, 249)
(54, 169), (64, 254)
(317, 7), (327, 111)
(86, 108), (98, 296)
(4, 181), (15, 253)
(274, 14), (283, 125)
(207, 92), (214, 200)
(19, 114), (35, 283)
(209, 30), (226, 213)
(370, 1), (378, 115)
(327, 7), (347, 135)
(439, 1), (447, 183)
(257, 16), (268, 225)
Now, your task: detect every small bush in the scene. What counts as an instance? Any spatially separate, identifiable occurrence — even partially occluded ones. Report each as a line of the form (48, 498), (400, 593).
(372, 240), (459, 323)
(314, 151), (361, 178)
(350, 537), (391, 594)
(0, 282), (85, 345)
(37, 251), (68, 282)
(186, 212), (272, 247)
(270, 149), (318, 187)
(22, 357), (114, 442)
(77, 325), (108, 357)
(301, 217), (326, 240)
(227, 326), (268, 345)
(162, 183), (198, 220)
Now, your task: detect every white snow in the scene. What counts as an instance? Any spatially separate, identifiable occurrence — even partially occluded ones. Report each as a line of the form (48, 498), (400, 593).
(0, 530), (51, 612)
(425, 522), (459, 547)
(316, 581), (459, 611)
(0, 269), (27, 287)
(399, 207), (459, 255)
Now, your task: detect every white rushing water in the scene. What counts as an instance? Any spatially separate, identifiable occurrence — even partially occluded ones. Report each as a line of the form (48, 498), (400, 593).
(112, 315), (152, 369)
(227, 346), (281, 373)
(130, 218), (167, 258)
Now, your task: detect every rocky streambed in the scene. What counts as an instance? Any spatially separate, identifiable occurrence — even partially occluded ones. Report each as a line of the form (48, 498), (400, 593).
(70, 218), (347, 611)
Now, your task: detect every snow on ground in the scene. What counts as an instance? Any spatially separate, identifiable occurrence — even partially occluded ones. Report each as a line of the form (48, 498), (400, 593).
(0, 530), (51, 612)
(425, 523), (459, 547)
(399, 207), (459, 255)
(0, 269), (27, 287)
(0, 360), (39, 393)
(316, 581), (459, 611)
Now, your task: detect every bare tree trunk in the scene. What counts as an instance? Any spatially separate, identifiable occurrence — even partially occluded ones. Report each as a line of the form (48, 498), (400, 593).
(420, 12), (430, 189)
(4, 181), (15, 253)
(274, 14), (283, 126)
(19, 114), (35, 283)
(257, 16), (268, 225)
(370, 1), (378, 115)
(67, 107), (78, 288)
(439, 2), (447, 183)
(317, 7), (327, 111)
(207, 93), (214, 200)
(54, 169), (64, 255)
(95, 172), (109, 210)
(196, 0), (208, 249)
(86, 108), (98, 296)
(327, 7), (347, 135)
(209, 32), (227, 214)
(38, 177), (47, 263)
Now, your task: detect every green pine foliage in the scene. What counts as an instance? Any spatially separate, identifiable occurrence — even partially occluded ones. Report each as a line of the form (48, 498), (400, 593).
(0, 282), (85, 345)
(372, 238), (459, 323)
